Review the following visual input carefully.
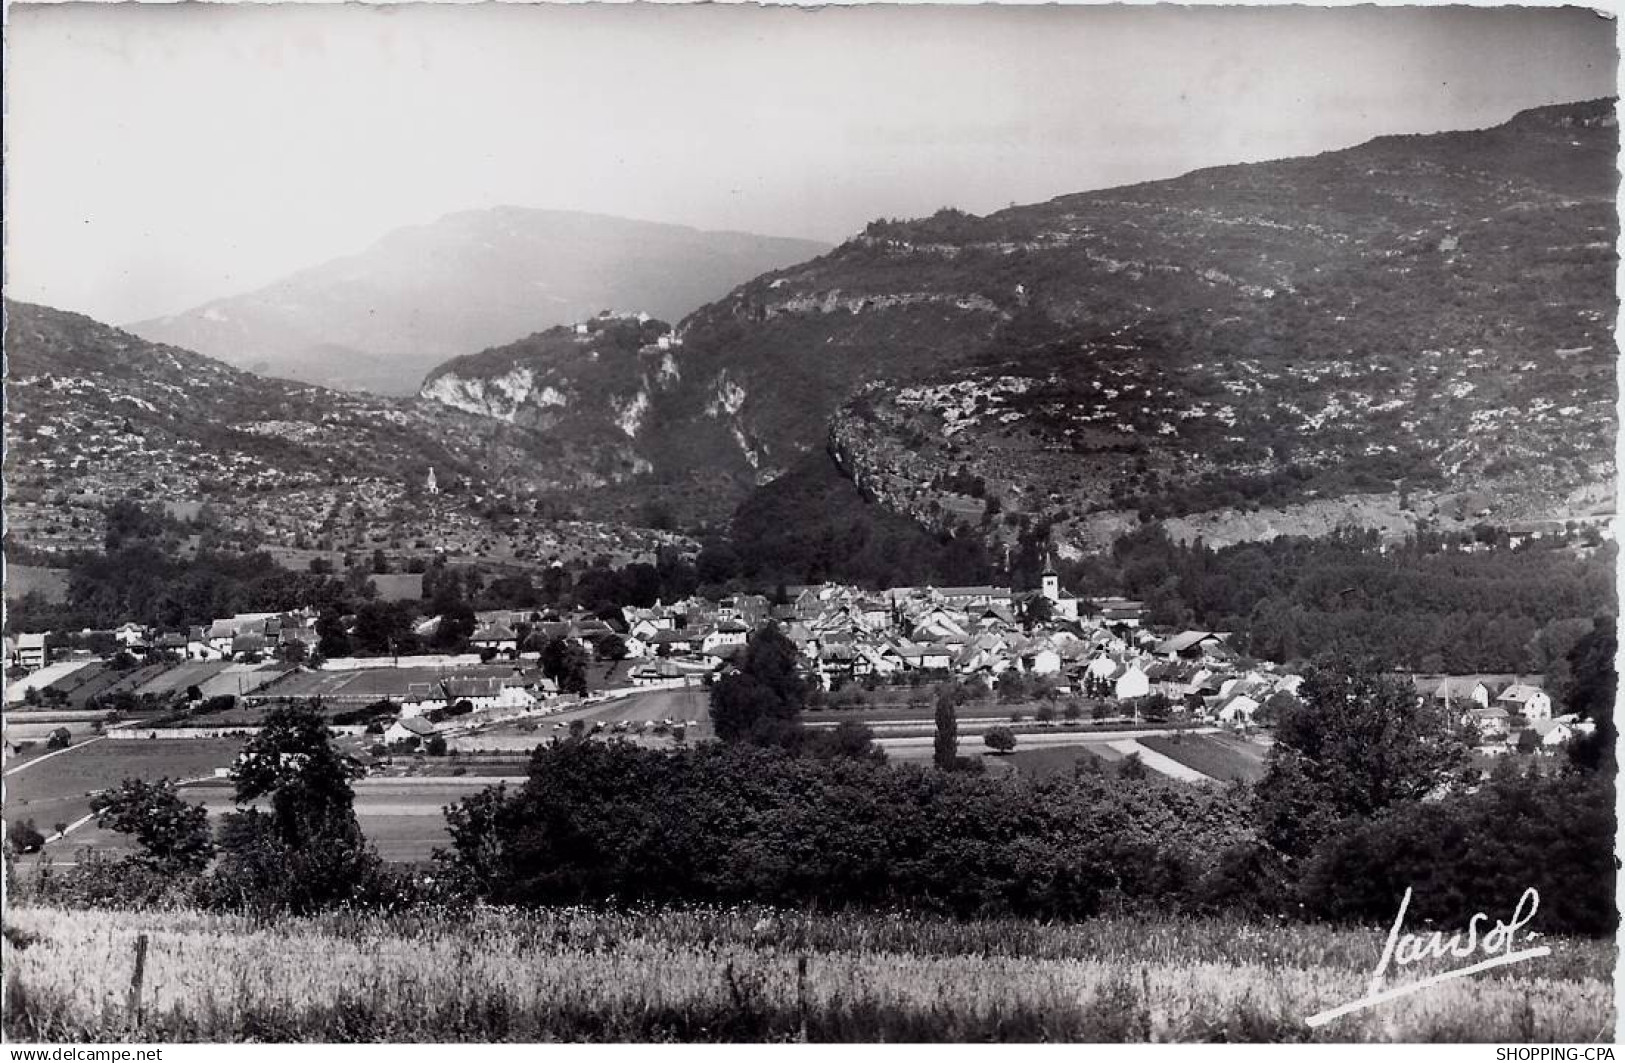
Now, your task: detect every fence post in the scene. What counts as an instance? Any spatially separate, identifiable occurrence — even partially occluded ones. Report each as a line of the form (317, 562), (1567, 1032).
(126, 933), (149, 1032)
(796, 954), (809, 1042)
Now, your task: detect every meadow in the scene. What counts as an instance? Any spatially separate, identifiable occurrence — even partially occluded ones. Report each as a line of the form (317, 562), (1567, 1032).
(4, 739), (246, 840)
(2, 904), (1610, 1042)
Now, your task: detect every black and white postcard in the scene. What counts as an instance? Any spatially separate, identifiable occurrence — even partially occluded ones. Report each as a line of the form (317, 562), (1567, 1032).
(1, 1), (1618, 1047)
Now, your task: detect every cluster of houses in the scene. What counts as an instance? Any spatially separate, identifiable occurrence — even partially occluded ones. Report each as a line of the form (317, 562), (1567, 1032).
(1416, 675), (1587, 754)
(5, 612), (319, 673)
(6, 557), (1583, 754)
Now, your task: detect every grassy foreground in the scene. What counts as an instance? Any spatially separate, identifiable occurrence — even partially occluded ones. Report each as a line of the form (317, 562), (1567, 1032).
(2, 904), (1612, 1042)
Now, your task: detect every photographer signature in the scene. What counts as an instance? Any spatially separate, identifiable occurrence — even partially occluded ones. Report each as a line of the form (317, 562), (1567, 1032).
(1305, 887), (1549, 1028)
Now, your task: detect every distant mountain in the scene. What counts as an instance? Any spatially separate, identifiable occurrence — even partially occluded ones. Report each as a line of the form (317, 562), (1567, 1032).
(125, 209), (830, 395)
(423, 100), (1617, 551)
(3, 300), (687, 562)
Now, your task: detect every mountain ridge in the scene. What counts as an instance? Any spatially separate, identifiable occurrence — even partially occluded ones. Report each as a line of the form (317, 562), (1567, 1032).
(3, 299), (689, 566)
(125, 208), (830, 395)
(414, 98), (1618, 552)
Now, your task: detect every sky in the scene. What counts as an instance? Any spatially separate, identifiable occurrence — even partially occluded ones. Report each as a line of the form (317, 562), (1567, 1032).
(4, 3), (1617, 325)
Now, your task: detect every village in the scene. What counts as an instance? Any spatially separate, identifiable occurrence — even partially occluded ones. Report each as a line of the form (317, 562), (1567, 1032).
(3, 554), (1586, 776)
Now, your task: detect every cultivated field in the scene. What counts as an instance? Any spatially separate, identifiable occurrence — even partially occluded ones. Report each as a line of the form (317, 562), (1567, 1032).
(13, 773), (508, 866)
(1137, 733), (1268, 783)
(1001, 744), (1112, 778)
(4, 738), (247, 839)
(1, 904), (1610, 1042)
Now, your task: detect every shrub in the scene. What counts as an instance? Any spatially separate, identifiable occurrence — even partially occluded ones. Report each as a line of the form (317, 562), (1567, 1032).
(983, 727), (1017, 754)
(9, 820), (45, 855)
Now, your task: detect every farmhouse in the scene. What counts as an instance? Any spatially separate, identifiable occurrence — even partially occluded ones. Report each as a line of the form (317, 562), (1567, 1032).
(1496, 683), (1552, 721)
(1526, 719), (1575, 750)
(384, 716), (439, 745)
(1155, 630), (1231, 661)
(472, 623), (519, 656)
(1431, 677), (1492, 709)
(15, 632), (48, 671)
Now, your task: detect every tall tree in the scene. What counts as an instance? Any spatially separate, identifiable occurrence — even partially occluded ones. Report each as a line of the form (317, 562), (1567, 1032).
(1564, 616), (1617, 774)
(933, 688), (959, 770)
(709, 623), (806, 744)
(217, 702), (381, 912)
(231, 702), (364, 849)
(1255, 657), (1471, 858)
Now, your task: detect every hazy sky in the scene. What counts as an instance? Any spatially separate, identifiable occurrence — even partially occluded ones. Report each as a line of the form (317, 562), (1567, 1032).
(4, 3), (1616, 325)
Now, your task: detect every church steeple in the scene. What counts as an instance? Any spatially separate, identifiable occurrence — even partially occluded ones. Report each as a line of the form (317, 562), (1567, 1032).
(1041, 550), (1059, 602)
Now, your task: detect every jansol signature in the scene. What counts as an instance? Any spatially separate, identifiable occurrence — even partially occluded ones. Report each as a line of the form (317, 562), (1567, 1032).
(1305, 886), (1549, 1028)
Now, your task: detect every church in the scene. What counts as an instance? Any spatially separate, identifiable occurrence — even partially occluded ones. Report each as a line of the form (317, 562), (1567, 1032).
(1038, 554), (1081, 623)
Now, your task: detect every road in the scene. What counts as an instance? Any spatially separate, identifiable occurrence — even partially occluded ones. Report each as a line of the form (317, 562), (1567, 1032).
(1105, 738), (1212, 783)
(3, 735), (105, 777)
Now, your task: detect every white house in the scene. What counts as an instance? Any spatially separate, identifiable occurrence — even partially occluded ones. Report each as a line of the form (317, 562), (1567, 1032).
(1215, 693), (1260, 725)
(113, 623), (148, 649)
(899, 643), (953, 671)
(701, 622), (750, 655)
(1527, 719), (1575, 751)
(1114, 662), (1151, 701)
(1496, 684), (1552, 721)
(1086, 654), (1120, 682)
(1434, 678), (1491, 709)
(1023, 646), (1063, 675)
(384, 716), (439, 745)
(471, 623), (519, 656)
(15, 633), (48, 672)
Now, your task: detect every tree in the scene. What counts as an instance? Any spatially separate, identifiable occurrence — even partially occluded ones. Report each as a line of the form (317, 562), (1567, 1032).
(186, 684), (203, 703)
(46, 728), (71, 751)
(1564, 616), (1616, 774)
(933, 688), (959, 770)
(1117, 752), (1148, 780)
(983, 726), (1017, 755)
(230, 702), (364, 851)
(315, 608), (352, 659)
(1021, 594), (1054, 629)
(709, 624), (807, 745)
(425, 735), (449, 757)
(1255, 658), (1471, 858)
(8, 819), (45, 854)
(997, 671), (1028, 703)
(540, 637), (590, 696)
(217, 702), (382, 912)
(90, 777), (214, 873)
(1138, 693), (1172, 723)
(1035, 703), (1056, 724)
(805, 719), (886, 762)
(596, 634), (629, 662)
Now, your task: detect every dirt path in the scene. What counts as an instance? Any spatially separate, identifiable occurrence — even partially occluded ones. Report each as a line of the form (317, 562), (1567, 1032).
(1105, 738), (1214, 783)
